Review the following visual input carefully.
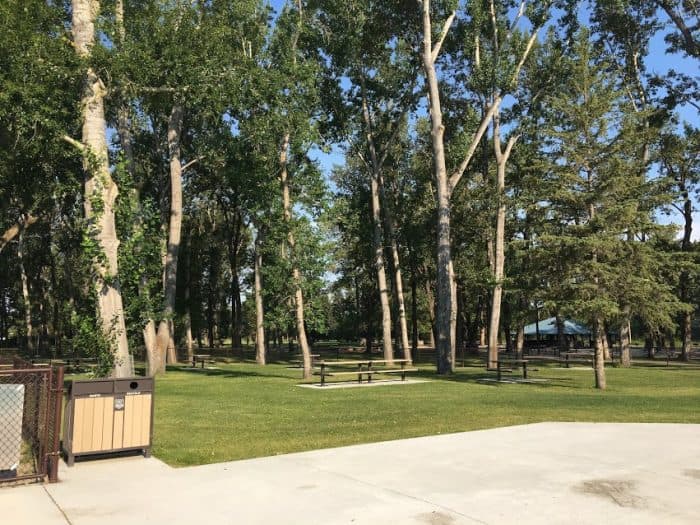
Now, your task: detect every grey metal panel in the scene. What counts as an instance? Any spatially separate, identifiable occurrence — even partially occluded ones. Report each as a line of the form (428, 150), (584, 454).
(71, 379), (114, 396)
(0, 384), (25, 471)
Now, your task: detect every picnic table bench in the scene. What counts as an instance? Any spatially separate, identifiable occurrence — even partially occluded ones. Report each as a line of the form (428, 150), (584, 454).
(561, 352), (595, 368)
(191, 354), (215, 368)
(488, 359), (531, 381)
(292, 353), (320, 367)
(314, 359), (417, 386)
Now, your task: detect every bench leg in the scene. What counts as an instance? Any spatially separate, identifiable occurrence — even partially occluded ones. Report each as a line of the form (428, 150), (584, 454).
(523, 363), (528, 380)
(497, 363), (502, 381)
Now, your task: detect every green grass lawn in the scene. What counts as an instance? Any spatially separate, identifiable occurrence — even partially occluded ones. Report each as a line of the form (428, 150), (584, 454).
(151, 360), (700, 467)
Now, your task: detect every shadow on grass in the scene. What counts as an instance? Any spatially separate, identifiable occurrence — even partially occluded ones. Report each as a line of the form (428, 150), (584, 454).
(409, 368), (575, 389)
(166, 365), (299, 381)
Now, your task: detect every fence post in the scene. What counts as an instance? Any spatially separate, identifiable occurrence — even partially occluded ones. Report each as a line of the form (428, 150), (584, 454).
(48, 365), (64, 483)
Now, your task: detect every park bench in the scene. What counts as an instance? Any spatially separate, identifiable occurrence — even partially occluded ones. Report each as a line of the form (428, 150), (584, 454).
(561, 352), (596, 368)
(191, 354), (215, 368)
(487, 359), (531, 381)
(314, 359), (417, 386)
(292, 353), (320, 367)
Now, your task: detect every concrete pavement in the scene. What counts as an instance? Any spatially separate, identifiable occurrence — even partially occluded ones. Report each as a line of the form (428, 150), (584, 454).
(2, 422), (699, 524)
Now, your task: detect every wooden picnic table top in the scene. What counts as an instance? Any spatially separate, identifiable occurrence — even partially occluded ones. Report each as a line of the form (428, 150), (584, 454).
(193, 354), (212, 359)
(318, 359), (411, 366)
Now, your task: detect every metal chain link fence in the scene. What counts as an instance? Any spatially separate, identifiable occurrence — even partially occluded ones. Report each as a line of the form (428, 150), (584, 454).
(0, 357), (63, 485)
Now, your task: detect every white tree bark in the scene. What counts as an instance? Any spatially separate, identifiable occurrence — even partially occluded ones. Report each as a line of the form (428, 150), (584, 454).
(71, 0), (132, 377)
(359, 83), (395, 364)
(420, 2), (455, 374)
(419, 1), (544, 374)
(155, 104), (184, 373)
(18, 225), (34, 353)
(280, 133), (313, 378)
(488, 113), (518, 368)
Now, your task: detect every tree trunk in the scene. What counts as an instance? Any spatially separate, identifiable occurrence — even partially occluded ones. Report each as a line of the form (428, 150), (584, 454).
(594, 317), (607, 389)
(18, 226), (34, 354)
(379, 176), (411, 362)
(183, 234), (194, 364)
(154, 104), (184, 372)
(225, 209), (243, 350)
(115, 5), (157, 375)
(644, 333), (654, 358)
(360, 85), (395, 365)
(602, 328), (611, 361)
(411, 264), (418, 356)
(488, 112), (517, 368)
(515, 322), (524, 360)
(370, 174), (394, 364)
(424, 279), (436, 349)
(71, 0), (131, 377)
(449, 259), (457, 367)
(619, 305), (632, 367)
(279, 133), (312, 378)
(503, 300), (513, 354)
(254, 226), (266, 365)
(420, 4), (453, 374)
(680, 187), (693, 361)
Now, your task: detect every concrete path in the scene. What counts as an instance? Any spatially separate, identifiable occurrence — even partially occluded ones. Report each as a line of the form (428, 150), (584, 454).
(2, 423), (699, 524)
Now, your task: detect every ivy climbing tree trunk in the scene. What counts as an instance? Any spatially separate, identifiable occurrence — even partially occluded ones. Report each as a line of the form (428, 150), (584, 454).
(70, 0), (132, 377)
(115, 0), (158, 372)
(155, 103), (184, 373)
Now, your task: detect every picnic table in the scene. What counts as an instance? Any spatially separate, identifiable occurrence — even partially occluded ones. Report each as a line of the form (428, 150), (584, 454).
(488, 359), (530, 381)
(191, 354), (215, 368)
(314, 359), (417, 386)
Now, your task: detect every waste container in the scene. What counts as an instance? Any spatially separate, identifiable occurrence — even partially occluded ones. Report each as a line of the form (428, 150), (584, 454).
(63, 377), (154, 466)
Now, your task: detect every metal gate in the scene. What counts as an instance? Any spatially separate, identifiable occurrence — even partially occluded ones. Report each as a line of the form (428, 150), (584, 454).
(0, 358), (64, 484)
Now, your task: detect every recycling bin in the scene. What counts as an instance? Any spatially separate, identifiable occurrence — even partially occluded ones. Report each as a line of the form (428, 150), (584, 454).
(62, 377), (154, 466)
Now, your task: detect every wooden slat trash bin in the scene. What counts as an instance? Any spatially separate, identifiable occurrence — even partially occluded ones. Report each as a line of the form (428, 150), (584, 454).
(62, 377), (154, 466)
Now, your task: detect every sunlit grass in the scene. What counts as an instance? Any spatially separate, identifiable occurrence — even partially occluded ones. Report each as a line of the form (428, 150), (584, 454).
(150, 360), (700, 467)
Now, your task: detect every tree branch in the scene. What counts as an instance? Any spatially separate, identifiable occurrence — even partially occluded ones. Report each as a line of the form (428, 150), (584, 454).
(0, 214), (39, 254)
(508, 29), (539, 88)
(181, 157), (202, 173)
(449, 97), (502, 192)
(506, 1), (528, 42)
(62, 135), (85, 152)
(377, 107), (410, 170)
(503, 134), (520, 162)
(431, 11), (456, 63)
(658, 0), (699, 57)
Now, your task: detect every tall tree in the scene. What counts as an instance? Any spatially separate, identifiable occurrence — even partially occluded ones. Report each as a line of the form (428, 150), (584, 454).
(66, 0), (132, 377)
(418, 0), (548, 373)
